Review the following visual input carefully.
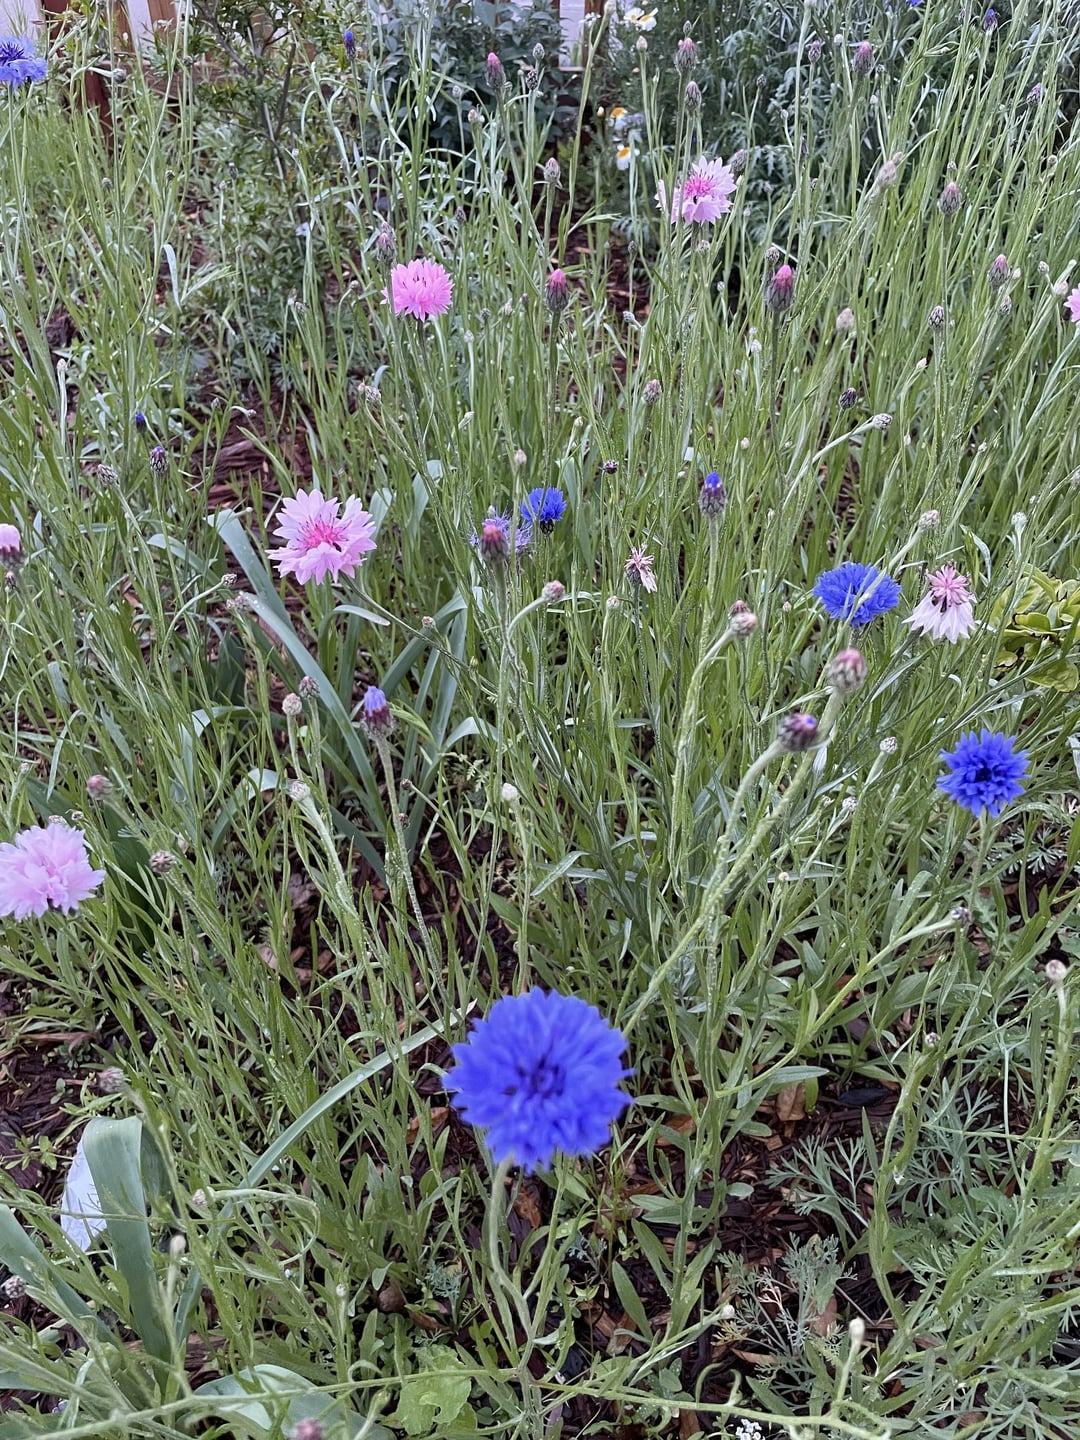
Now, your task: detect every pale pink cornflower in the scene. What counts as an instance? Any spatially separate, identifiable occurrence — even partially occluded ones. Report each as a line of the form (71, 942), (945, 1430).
(1065, 286), (1080, 324)
(904, 564), (976, 643)
(625, 546), (657, 592)
(658, 157), (737, 226)
(268, 488), (377, 584)
(0, 823), (105, 919)
(387, 259), (453, 321)
(0, 523), (20, 559)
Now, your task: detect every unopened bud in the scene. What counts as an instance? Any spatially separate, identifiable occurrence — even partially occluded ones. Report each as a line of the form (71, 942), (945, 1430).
(728, 148), (747, 177)
(928, 304), (945, 331)
(290, 1421), (326, 1440)
(764, 263), (794, 313)
(869, 412), (892, 431)
(698, 471), (727, 519)
(806, 39), (822, 62)
(149, 445), (168, 475)
(373, 224), (395, 267)
(675, 36), (698, 75)
(853, 41), (874, 76)
(683, 80), (702, 112)
(839, 387), (859, 411)
(97, 1066), (126, 1094)
(988, 253), (1009, 289)
(642, 378), (662, 405)
(86, 774), (113, 800)
(343, 28), (356, 61)
(1045, 958), (1068, 989)
(2, 1275), (26, 1300)
(486, 52), (505, 89)
(827, 648), (867, 695)
(541, 580), (565, 603)
(875, 159), (898, 190)
(918, 508), (940, 531)
(298, 675), (318, 698)
(501, 782), (519, 803)
(835, 307), (855, 334)
(545, 268), (570, 315)
(543, 157), (561, 185)
(149, 850), (175, 875)
(361, 686), (394, 738)
(728, 601), (758, 637)
(778, 713), (818, 752)
(938, 181), (962, 216)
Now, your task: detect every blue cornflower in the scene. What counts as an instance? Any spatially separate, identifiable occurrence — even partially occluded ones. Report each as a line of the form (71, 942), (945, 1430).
(813, 560), (901, 627)
(938, 730), (1028, 817)
(0, 37), (46, 86)
(343, 28), (356, 60)
(521, 487), (567, 532)
(448, 989), (631, 1172)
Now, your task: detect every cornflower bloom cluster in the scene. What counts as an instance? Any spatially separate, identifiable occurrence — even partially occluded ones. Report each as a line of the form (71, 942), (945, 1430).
(447, 989), (631, 1171)
(658, 158), (737, 225)
(0, 823), (105, 919)
(387, 259), (453, 321)
(905, 565), (976, 642)
(813, 561), (900, 627)
(938, 731), (1028, 817)
(269, 488), (377, 584)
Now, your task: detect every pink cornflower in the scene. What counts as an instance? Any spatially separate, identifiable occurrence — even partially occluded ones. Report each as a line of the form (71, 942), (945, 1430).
(658, 157), (737, 226)
(1065, 286), (1080, 324)
(387, 259), (453, 321)
(904, 564), (976, 643)
(0, 523), (20, 559)
(268, 488), (377, 585)
(0, 823), (105, 919)
(625, 546), (657, 592)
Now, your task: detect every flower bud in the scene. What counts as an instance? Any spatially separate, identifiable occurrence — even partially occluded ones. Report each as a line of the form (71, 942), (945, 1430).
(541, 580), (565, 603)
(298, 675), (318, 698)
(149, 445), (168, 475)
(543, 157), (561, 185)
(97, 1065), (126, 1093)
(875, 159), (898, 190)
(343, 28), (356, 61)
(290, 1422), (325, 1440)
(282, 693), (303, 717)
(835, 307), (855, 334)
(545, 268), (570, 315)
(853, 41), (874, 76)
(698, 471), (727, 519)
(807, 38), (822, 62)
(134, 409), (148, 433)
(988, 253), (1009, 289)
(827, 648), (867, 695)
(675, 36), (698, 75)
(87, 774), (113, 800)
(373, 224), (395, 267)
(642, 378), (662, 405)
(869, 412), (893, 431)
(500, 782), (519, 803)
(938, 181), (962, 216)
(928, 304), (945, 331)
(778, 713), (819, 752)
(728, 601), (758, 636)
(764, 263), (794, 313)
(486, 52), (505, 89)
(361, 686), (394, 737)
(149, 850), (175, 875)
(683, 80), (702, 112)
(839, 386), (859, 410)
(728, 148), (747, 177)
(0, 524), (21, 562)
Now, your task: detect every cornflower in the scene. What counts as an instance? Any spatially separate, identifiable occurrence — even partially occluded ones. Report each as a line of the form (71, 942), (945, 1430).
(0, 823), (105, 919)
(938, 731), (1028, 817)
(387, 259), (453, 321)
(268, 488), (376, 584)
(658, 157), (737, 226)
(905, 564), (976, 642)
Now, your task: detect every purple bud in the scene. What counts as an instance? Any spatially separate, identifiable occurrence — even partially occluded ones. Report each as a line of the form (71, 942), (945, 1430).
(343, 28), (356, 61)
(675, 36), (698, 75)
(853, 41), (874, 76)
(938, 180), (962, 215)
(988, 254), (1009, 289)
(373, 224), (395, 267)
(543, 157), (561, 185)
(545, 268), (569, 315)
(642, 378), (662, 405)
(778, 713), (819, 752)
(928, 304), (945, 331)
(361, 686), (394, 738)
(149, 445), (168, 475)
(683, 80), (702, 112)
(839, 386), (859, 410)
(698, 471), (727, 520)
(827, 649), (867, 695)
(728, 601), (758, 636)
(134, 409), (148, 433)
(982, 8), (998, 31)
(486, 52), (505, 89)
(807, 38), (823, 63)
(764, 263), (795, 313)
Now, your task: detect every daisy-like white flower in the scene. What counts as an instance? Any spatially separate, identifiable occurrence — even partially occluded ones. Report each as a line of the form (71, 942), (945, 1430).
(1066, 286), (1080, 324)
(658, 157), (737, 226)
(615, 143), (637, 171)
(0, 823), (105, 919)
(387, 259), (453, 322)
(905, 564), (977, 642)
(268, 488), (377, 584)
(625, 546), (657, 592)
(624, 6), (658, 31)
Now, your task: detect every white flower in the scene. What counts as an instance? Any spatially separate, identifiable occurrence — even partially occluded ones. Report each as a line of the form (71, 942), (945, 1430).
(624, 6), (657, 31)
(904, 564), (976, 643)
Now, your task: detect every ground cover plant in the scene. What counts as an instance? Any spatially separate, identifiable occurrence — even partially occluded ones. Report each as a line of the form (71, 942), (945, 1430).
(1, 0), (1080, 1436)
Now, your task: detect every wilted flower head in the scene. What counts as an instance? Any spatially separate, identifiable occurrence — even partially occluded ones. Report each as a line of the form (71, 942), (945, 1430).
(852, 41), (874, 75)
(625, 546), (657, 592)
(765, 264), (795, 313)
(938, 730), (1027, 817)
(447, 989), (631, 1171)
(387, 259), (453, 321)
(521, 487), (567, 532)
(659, 157), (737, 226)
(1065, 286), (1080, 324)
(904, 564), (976, 642)
(813, 560), (901, 627)
(269, 488), (377, 584)
(0, 37), (47, 86)
(0, 823), (105, 919)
